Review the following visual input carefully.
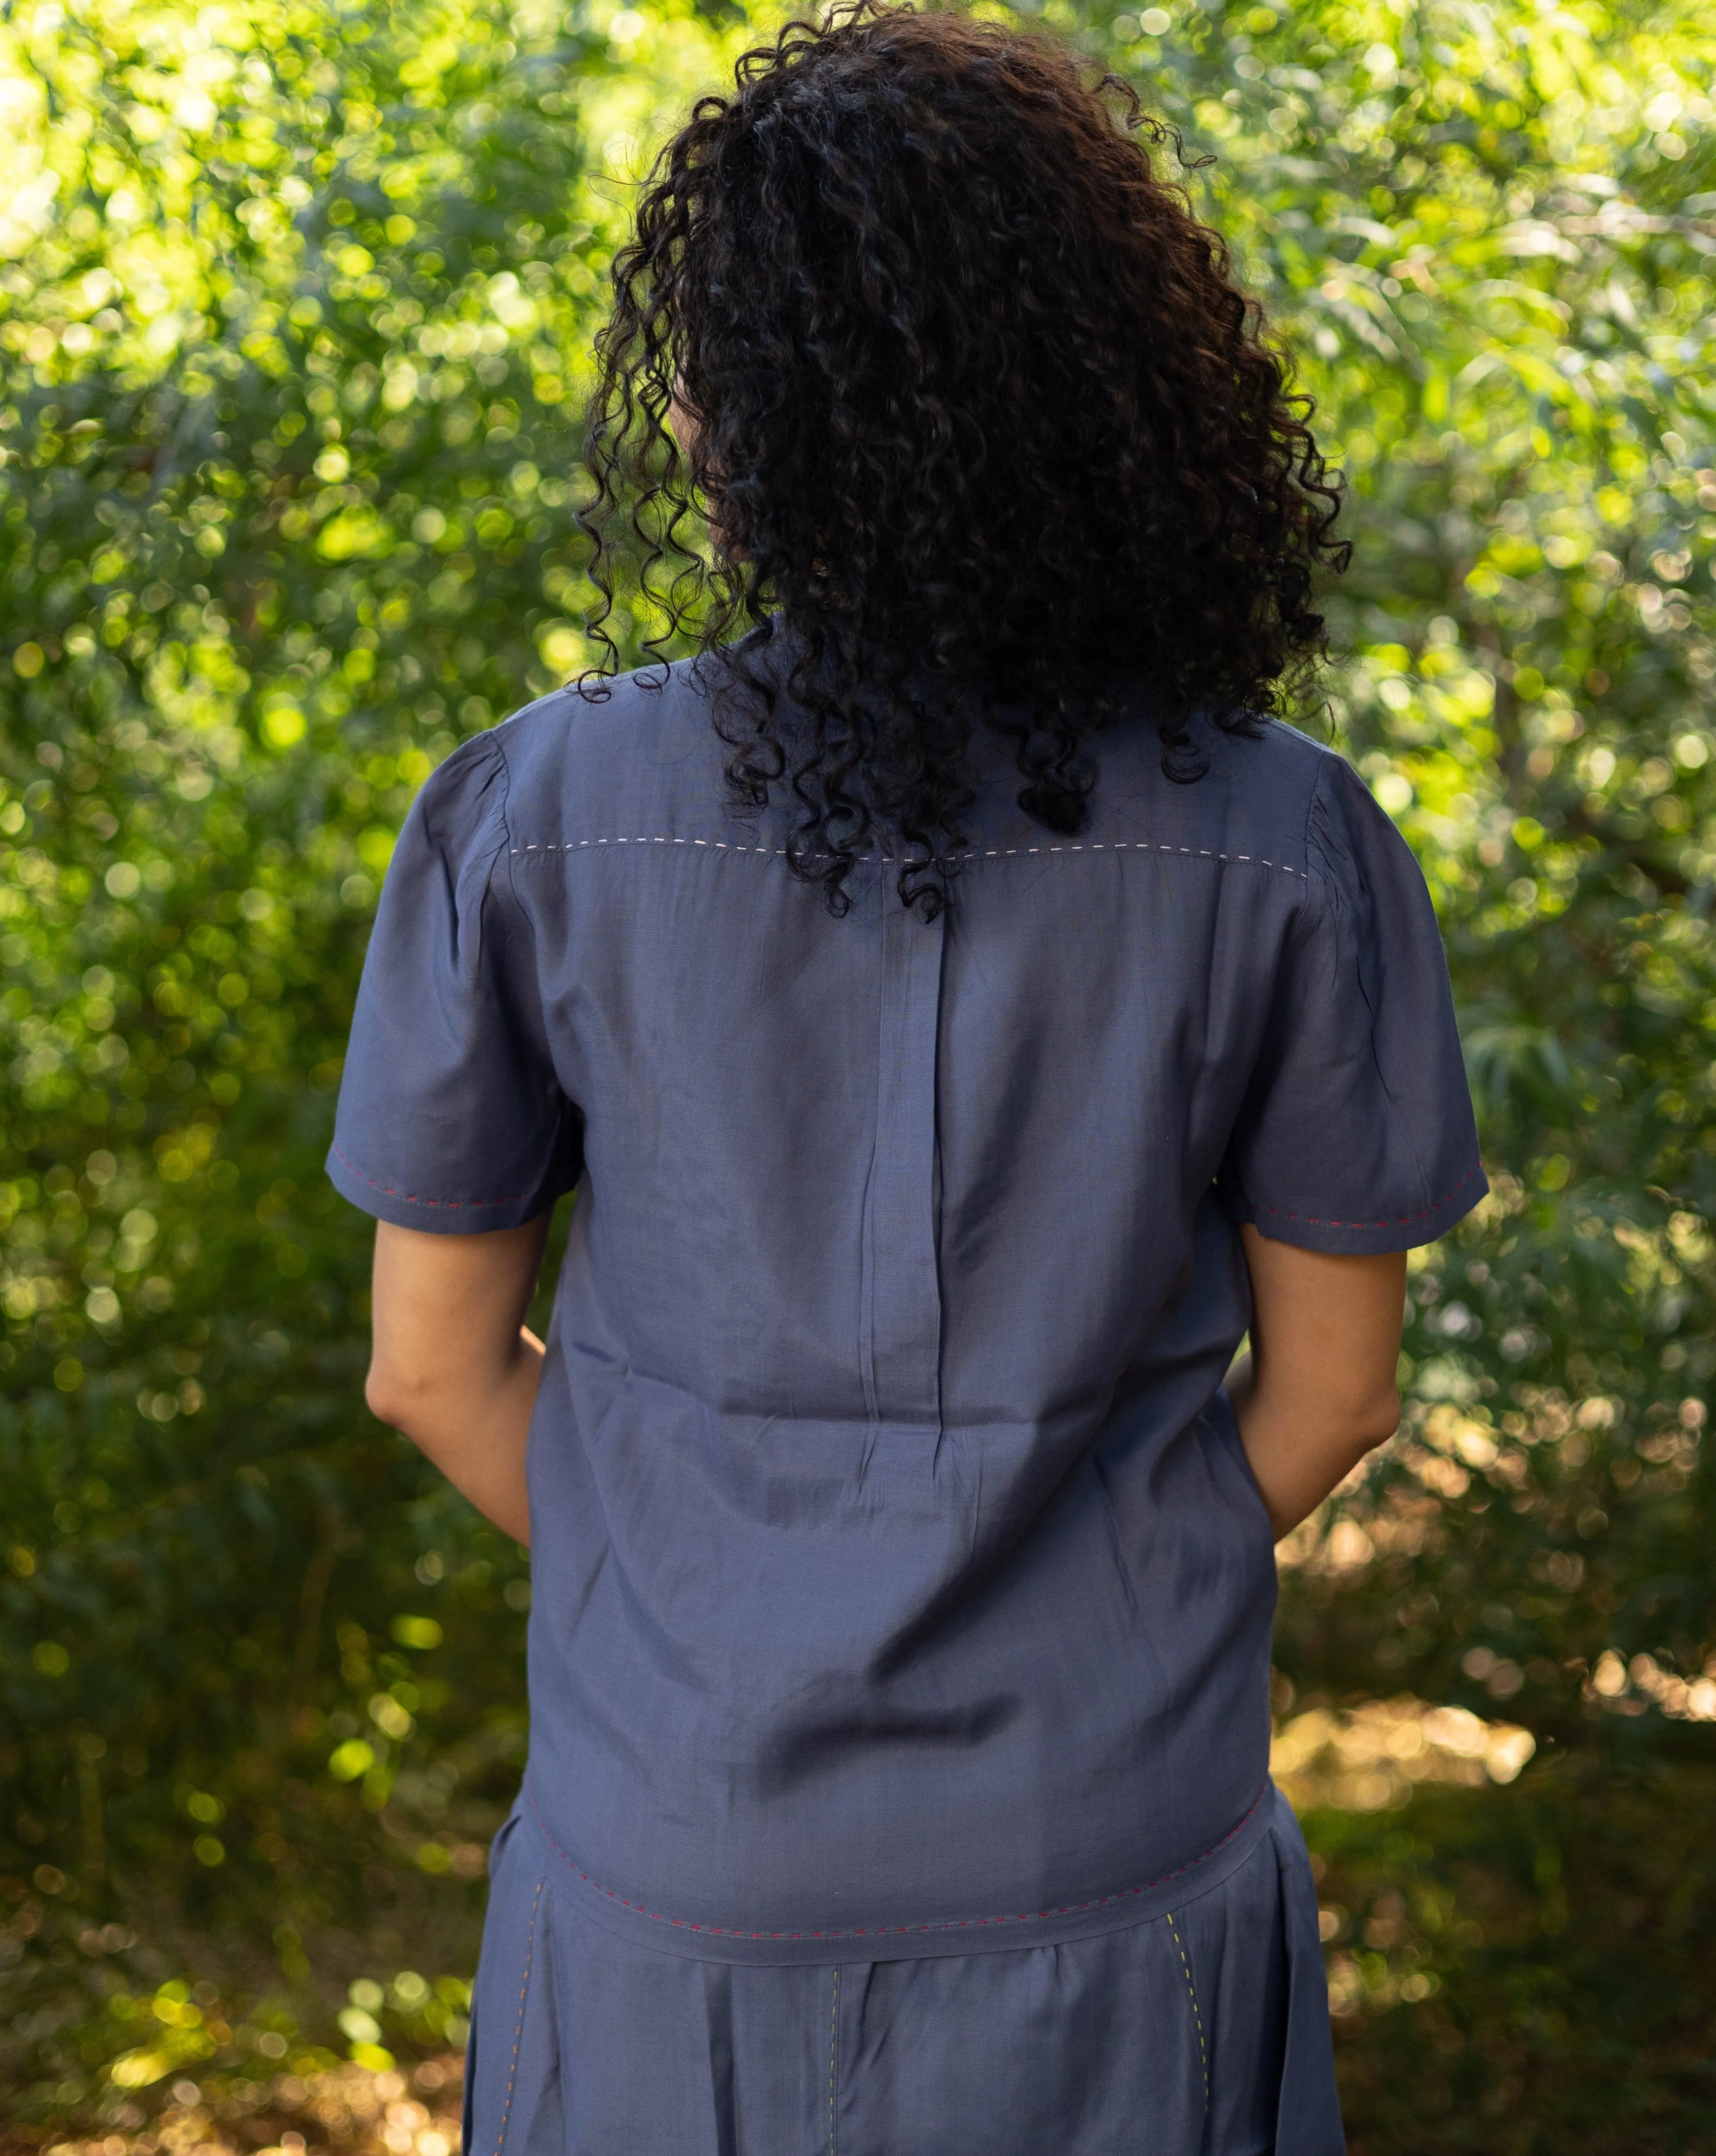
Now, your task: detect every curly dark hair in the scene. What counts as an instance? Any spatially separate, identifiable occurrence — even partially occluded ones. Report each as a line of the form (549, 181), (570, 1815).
(581, 1), (1347, 916)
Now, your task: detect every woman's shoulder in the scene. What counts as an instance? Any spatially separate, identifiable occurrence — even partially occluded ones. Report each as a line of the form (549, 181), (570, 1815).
(1085, 711), (1351, 882)
(492, 656), (712, 764)
(469, 657), (726, 846)
(1198, 713), (1340, 799)
(1218, 721), (1418, 900)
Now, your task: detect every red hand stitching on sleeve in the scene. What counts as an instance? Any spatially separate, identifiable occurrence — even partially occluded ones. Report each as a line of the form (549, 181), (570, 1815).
(332, 1142), (535, 1210)
(1239, 1163), (1479, 1232)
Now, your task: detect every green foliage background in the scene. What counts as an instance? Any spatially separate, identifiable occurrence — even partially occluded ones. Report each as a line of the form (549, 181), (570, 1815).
(1, 0), (1714, 2145)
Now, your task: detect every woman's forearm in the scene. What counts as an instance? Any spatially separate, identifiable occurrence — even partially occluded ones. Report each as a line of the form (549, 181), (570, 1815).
(369, 1327), (544, 1545)
(366, 1217), (554, 1548)
(1225, 1226), (1409, 1543)
(1226, 1351), (1399, 1541)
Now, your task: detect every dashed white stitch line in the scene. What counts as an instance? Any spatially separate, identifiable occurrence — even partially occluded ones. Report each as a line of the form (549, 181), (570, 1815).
(508, 837), (1308, 877)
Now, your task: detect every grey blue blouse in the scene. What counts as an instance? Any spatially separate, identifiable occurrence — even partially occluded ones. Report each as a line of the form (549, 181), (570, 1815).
(330, 656), (1482, 2153)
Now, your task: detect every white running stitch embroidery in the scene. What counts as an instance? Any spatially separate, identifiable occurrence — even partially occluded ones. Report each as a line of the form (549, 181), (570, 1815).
(508, 839), (1306, 876)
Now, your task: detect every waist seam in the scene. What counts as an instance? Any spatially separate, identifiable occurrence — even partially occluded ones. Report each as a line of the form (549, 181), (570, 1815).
(522, 1778), (1271, 1949)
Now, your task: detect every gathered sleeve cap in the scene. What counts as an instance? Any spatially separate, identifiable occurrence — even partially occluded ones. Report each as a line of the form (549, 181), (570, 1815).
(326, 732), (580, 1234)
(1218, 751), (1485, 1256)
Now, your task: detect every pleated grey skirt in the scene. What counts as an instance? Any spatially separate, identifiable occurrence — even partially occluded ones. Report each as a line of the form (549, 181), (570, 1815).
(462, 1784), (1344, 2156)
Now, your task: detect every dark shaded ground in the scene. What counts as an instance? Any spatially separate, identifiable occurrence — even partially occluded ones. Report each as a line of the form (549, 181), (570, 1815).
(1315, 1756), (1716, 2155)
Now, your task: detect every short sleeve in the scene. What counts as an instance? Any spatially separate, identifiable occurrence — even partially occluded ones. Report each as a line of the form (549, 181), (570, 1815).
(326, 733), (580, 1233)
(1217, 753), (1486, 1256)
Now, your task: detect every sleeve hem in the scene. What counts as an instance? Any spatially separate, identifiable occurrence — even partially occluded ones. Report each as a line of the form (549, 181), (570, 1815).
(1224, 1161), (1488, 1256)
(326, 1142), (564, 1234)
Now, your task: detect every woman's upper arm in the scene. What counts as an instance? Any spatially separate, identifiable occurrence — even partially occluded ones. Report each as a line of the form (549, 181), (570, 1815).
(368, 1216), (551, 1407)
(1240, 1223), (1406, 1426)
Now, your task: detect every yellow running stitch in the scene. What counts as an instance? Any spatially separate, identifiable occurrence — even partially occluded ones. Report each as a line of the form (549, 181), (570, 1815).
(1166, 1911), (1209, 2113)
(494, 1874), (544, 2156)
(828, 1966), (840, 2156)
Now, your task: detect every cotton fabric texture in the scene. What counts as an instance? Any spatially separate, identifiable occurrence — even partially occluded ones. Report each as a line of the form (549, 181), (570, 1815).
(329, 655), (1484, 2155)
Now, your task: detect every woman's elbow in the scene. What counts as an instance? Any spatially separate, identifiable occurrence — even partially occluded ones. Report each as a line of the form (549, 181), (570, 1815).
(1348, 1384), (1403, 1453)
(366, 1361), (431, 1434)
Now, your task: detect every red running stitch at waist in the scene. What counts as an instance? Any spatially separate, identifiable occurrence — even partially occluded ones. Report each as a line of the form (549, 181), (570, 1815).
(522, 1783), (1268, 1943)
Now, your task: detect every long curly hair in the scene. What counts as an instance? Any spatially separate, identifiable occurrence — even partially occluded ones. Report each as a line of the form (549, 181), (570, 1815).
(581, 1), (1347, 916)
